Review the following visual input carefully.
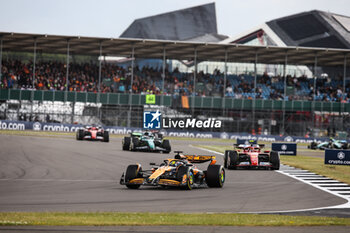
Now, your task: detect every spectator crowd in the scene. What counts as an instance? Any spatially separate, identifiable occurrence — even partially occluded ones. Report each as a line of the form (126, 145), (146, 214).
(1, 59), (349, 102)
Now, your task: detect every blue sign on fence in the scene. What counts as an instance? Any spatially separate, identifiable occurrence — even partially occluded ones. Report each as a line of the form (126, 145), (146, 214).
(272, 143), (297, 155)
(325, 149), (350, 166)
(237, 138), (257, 145)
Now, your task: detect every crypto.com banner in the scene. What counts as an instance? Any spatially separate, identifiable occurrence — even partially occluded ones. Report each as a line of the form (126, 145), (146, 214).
(325, 149), (350, 166)
(0, 120), (345, 143)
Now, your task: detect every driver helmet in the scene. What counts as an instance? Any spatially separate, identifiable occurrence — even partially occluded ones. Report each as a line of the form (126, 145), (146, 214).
(249, 139), (255, 145)
(175, 161), (183, 166)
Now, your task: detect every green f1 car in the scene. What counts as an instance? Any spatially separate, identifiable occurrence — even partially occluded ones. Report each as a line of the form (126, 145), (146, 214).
(122, 131), (171, 153)
(308, 138), (349, 150)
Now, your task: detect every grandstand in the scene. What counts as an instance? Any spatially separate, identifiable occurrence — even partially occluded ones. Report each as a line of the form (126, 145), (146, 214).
(1, 59), (349, 101)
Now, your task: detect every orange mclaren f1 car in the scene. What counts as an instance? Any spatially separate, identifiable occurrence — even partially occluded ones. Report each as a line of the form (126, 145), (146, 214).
(120, 151), (225, 190)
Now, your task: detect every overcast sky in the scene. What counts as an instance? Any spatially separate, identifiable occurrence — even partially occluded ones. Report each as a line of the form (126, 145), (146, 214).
(1, 0), (349, 38)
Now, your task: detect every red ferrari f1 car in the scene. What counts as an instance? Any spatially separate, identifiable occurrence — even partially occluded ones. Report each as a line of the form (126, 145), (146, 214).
(76, 126), (109, 142)
(224, 142), (280, 170)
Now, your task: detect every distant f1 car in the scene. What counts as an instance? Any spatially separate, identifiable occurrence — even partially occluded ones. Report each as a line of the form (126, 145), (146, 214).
(308, 138), (349, 150)
(122, 131), (171, 153)
(76, 126), (109, 142)
(120, 151), (225, 190)
(224, 143), (280, 170)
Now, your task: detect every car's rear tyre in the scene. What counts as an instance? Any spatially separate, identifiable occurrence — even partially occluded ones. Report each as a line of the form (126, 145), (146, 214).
(206, 165), (225, 188)
(270, 151), (280, 170)
(103, 131), (109, 142)
(226, 150), (238, 169)
(76, 129), (84, 140)
(125, 164), (142, 189)
(177, 166), (193, 190)
(162, 140), (171, 153)
(122, 137), (131, 150)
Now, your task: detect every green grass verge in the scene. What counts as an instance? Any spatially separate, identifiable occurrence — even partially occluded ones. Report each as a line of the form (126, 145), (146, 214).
(0, 212), (349, 226)
(195, 145), (350, 185)
(0, 129), (74, 136)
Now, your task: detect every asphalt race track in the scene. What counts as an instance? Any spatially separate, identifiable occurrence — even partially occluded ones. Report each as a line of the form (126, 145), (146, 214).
(0, 133), (348, 214)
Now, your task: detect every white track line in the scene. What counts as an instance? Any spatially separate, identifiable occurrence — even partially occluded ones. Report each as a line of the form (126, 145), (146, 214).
(192, 145), (350, 213)
(327, 187), (350, 189)
(189, 145), (225, 156)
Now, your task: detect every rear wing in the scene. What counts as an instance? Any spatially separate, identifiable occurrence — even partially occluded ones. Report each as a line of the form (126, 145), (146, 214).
(234, 144), (265, 149)
(182, 155), (216, 163)
(131, 132), (142, 137)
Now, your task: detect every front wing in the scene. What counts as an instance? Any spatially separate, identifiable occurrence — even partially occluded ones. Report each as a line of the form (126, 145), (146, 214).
(132, 145), (169, 152)
(235, 161), (273, 168)
(83, 135), (104, 141)
(119, 173), (185, 187)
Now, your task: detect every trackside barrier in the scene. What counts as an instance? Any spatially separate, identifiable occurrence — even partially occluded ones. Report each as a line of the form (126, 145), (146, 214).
(1, 89), (350, 112)
(0, 89), (172, 106)
(272, 143), (297, 156)
(0, 120), (347, 144)
(325, 149), (350, 166)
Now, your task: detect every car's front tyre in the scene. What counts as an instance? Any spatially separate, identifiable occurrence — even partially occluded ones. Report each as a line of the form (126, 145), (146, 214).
(206, 165), (225, 188)
(162, 140), (171, 153)
(270, 151), (280, 170)
(225, 150), (238, 169)
(122, 137), (131, 150)
(76, 129), (84, 140)
(177, 166), (193, 190)
(130, 137), (139, 151)
(309, 142), (317, 149)
(125, 165), (142, 189)
(103, 131), (109, 142)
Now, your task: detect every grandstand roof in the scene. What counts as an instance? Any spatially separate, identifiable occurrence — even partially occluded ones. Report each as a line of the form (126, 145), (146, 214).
(223, 10), (350, 51)
(120, 3), (218, 41)
(267, 10), (350, 49)
(185, 33), (228, 43)
(0, 31), (349, 67)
